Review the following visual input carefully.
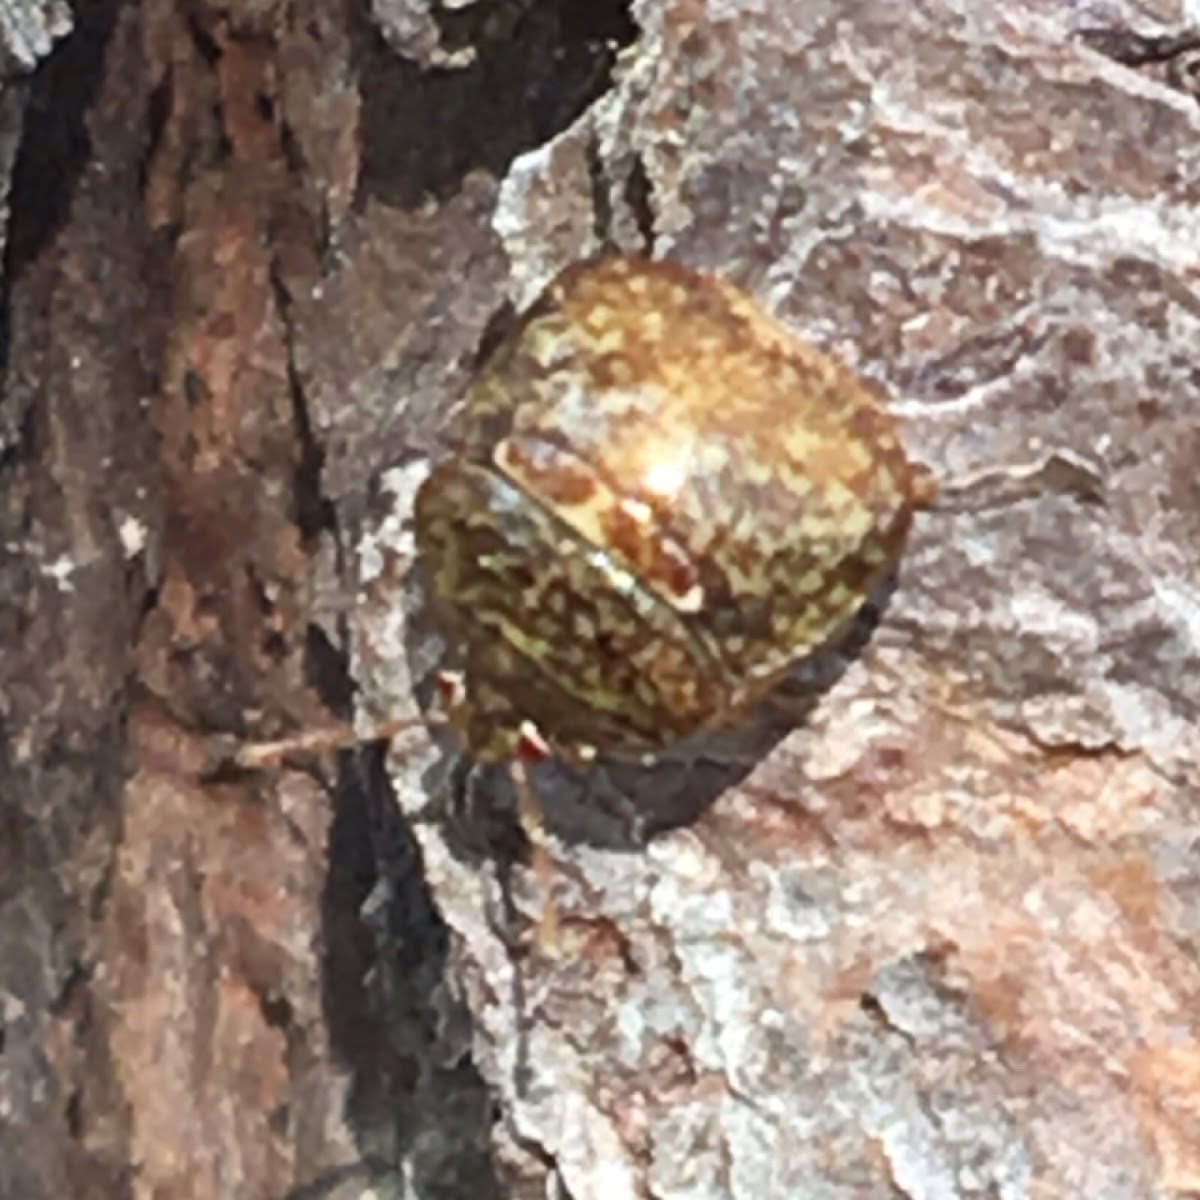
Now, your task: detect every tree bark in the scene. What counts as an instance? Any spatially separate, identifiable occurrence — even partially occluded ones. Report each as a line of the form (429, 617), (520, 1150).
(2, 1), (1199, 1198)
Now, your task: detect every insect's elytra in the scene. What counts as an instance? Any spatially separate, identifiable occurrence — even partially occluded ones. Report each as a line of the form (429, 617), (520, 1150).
(414, 255), (932, 766)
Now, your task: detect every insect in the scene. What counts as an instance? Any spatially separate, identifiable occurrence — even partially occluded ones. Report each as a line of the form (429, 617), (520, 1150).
(233, 255), (931, 939)
(413, 255), (933, 774)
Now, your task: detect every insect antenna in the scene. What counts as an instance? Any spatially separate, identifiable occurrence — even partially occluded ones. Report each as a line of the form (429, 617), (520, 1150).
(229, 713), (435, 771)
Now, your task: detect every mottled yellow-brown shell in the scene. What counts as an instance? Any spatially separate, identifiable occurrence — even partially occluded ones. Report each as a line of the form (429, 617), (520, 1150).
(415, 256), (930, 763)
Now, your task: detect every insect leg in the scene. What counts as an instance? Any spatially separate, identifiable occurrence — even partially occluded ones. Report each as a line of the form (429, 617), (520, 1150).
(508, 752), (560, 954)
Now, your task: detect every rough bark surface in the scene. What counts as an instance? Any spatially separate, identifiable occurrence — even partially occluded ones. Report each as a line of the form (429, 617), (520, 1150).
(359, 2), (1200, 1197)
(1, 1), (1198, 1199)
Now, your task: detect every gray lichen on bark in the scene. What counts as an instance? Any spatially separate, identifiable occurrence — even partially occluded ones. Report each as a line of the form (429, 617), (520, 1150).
(353, 2), (1200, 1197)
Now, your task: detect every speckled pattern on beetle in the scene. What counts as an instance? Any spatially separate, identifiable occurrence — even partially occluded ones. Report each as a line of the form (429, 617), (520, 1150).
(415, 256), (933, 765)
